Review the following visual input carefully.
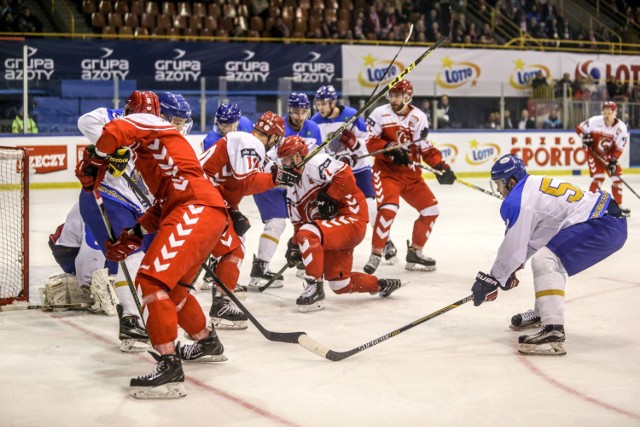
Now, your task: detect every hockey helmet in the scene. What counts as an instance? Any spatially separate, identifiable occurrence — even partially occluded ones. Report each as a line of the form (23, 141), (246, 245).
(254, 111), (285, 137)
(288, 92), (311, 109)
(124, 90), (161, 116)
(491, 154), (528, 184)
(603, 101), (618, 112)
(277, 135), (309, 159)
(215, 102), (242, 124)
(159, 92), (192, 120)
(315, 85), (338, 102)
(389, 80), (413, 98)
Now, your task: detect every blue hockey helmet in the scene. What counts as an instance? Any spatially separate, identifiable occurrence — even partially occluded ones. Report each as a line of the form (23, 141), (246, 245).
(288, 92), (310, 109)
(158, 92), (192, 120)
(315, 85), (337, 102)
(491, 154), (528, 183)
(215, 102), (242, 124)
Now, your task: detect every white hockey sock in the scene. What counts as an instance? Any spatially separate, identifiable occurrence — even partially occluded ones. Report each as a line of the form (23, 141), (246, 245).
(114, 251), (144, 318)
(257, 218), (286, 264)
(366, 197), (377, 227)
(531, 247), (567, 326)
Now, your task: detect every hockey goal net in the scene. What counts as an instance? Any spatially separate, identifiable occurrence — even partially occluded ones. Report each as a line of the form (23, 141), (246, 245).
(0, 146), (29, 305)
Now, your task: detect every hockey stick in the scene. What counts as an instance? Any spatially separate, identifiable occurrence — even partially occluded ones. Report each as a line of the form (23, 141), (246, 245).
(298, 294), (474, 361)
(415, 162), (503, 200)
(0, 302), (92, 311)
(299, 1), (452, 169)
(590, 151), (640, 200)
(200, 261), (307, 343)
(247, 263), (289, 293)
(356, 128), (429, 160)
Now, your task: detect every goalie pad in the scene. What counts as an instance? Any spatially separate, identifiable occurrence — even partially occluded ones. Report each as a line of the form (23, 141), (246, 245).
(90, 268), (119, 316)
(42, 273), (93, 308)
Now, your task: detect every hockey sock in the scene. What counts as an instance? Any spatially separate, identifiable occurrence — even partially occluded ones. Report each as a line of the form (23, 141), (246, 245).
(366, 197), (377, 227)
(330, 272), (379, 294)
(412, 213), (438, 249)
(113, 251), (144, 317)
(298, 227), (324, 280)
(372, 204), (398, 254)
(214, 247), (243, 292)
(139, 279), (178, 345)
(611, 177), (623, 205)
(589, 176), (605, 193)
(531, 247), (567, 325)
(257, 218), (286, 264)
(170, 285), (208, 339)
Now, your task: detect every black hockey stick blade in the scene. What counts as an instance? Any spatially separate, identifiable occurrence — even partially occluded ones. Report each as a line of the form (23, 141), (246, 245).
(298, 294), (473, 361)
(258, 263), (289, 292)
(200, 262), (306, 343)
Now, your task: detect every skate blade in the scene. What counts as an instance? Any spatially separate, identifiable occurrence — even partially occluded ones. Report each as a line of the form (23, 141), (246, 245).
(184, 354), (228, 363)
(518, 342), (566, 356)
(211, 318), (248, 330)
(247, 279), (284, 292)
(405, 263), (436, 272)
(120, 339), (151, 353)
(297, 301), (325, 313)
(130, 382), (187, 399)
(509, 322), (541, 331)
(384, 255), (398, 265)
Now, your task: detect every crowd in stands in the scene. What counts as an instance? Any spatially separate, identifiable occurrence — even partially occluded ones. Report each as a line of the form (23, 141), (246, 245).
(0, 0), (42, 33)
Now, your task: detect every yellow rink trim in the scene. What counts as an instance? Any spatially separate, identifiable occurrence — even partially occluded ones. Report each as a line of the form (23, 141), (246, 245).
(536, 289), (565, 298)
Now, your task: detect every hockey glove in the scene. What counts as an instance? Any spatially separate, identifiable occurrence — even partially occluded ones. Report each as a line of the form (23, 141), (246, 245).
(107, 147), (130, 178)
(339, 129), (358, 151)
(228, 208), (251, 237)
(384, 142), (411, 166)
(435, 162), (456, 185)
(285, 238), (302, 268)
(471, 271), (500, 306)
(581, 133), (593, 148)
(316, 191), (339, 220)
(271, 164), (301, 187)
(499, 272), (520, 291)
(337, 154), (357, 168)
(607, 158), (618, 176)
(105, 224), (143, 262)
(75, 145), (109, 192)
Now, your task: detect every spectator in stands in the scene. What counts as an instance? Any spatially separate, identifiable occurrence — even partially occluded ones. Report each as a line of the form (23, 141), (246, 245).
(503, 110), (514, 129)
(531, 71), (548, 90)
(486, 112), (500, 130)
(270, 17), (290, 38)
(353, 18), (366, 40)
(480, 23), (495, 44)
(365, 5), (381, 37)
(0, 9), (17, 32)
(542, 109), (562, 129)
(435, 95), (453, 129)
(16, 6), (41, 32)
(0, 0), (11, 17)
(12, 105), (38, 134)
(554, 72), (573, 98)
(518, 109), (537, 130)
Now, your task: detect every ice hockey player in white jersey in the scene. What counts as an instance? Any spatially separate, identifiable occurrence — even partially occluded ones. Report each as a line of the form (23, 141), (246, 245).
(471, 154), (627, 355)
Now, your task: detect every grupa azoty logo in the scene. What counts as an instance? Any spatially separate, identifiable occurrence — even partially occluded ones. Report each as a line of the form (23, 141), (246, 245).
(155, 48), (202, 82)
(292, 51), (335, 83)
(4, 46), (55, 80)
(81, 47), (129, 80)
(225, 50), (269, 82)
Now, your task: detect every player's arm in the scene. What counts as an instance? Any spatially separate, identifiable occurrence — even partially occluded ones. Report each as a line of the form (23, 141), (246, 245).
(364, 114), (389, 156)
(78, 108), (110, 144)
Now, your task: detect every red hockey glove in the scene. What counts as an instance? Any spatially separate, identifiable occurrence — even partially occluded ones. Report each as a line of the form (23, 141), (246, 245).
(75, 145), (109, 192)
(105, 224), (143, 262)
(228, 208), (251, 237)
(337, 154), (358, 168)
(581, 133), (593, 148)
(339, 129), (358, 151)
(607, 158), (619, 176)
(285, 238), (302, 268)
(271, 164), (301, 187)
(384, 142), (411, 166)
(435, 162), (456, 185)
(316, 191), (339, 220)
(471, 272), (500, 306)
(499, 272), (519, 291)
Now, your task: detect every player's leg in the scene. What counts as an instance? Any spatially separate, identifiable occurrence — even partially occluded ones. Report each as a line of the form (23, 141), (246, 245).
(401, 179), (439, 271)
(607, 160), (630, 216)
(587, 153), (606, 194)
(295, 223), (328, 312)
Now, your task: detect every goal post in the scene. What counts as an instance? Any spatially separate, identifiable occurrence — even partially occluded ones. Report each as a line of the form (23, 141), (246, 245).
(0, 146), (29, 305)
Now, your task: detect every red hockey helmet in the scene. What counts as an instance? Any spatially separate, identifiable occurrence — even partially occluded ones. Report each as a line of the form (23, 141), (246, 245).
(277, 135), (309, 159)
(254, 111), (285, 137)
(125, 91), (161, 116)
(603, 101), (618, 112)
(389, 79), (413, 98)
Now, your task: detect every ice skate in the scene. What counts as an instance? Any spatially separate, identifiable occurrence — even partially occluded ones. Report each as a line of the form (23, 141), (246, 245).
(209, 295), (248, 330)
(296, 279), (325, 312)
(382, 240), (398, 265)
(247, 255), (283, 291)
(518, 324), (566, 356)
(405, 240), (436, 271)
(200, 256), (218, 290)
(377, 278), (403, 298)
(180, 330), (227, 363)
(117, 304), (150, 352)
(130, 346), (187, 399)
(234, 284), (247, 301)
(363, 253), (381, 274)
(619, 205), (631, 217)
(510, 309), (541, 330)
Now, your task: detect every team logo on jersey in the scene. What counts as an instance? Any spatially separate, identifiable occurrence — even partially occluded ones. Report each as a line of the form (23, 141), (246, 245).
(509, 59), (550, 90)
(225, 50), (269, 82)
(317, 158), (333, 180)
(436, 57), (481, 89)
(81, 47), (129, 80)
(240, 148), (259, 158)
(357, 53), (405, 88)
(155, 49), (202, 82)
(3, 47), (55, 80)
(465, 139), (500, 165)
(292, 51), (335, 83)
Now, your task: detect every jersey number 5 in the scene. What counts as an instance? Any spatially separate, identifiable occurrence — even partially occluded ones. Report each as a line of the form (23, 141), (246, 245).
(539, 177), (583, 202)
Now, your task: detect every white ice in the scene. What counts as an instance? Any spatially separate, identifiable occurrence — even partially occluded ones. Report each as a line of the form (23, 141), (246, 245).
(1, 175), (639, 427)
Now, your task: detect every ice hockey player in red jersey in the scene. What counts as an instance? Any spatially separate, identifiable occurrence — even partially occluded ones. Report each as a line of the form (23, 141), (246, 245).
(75, 90), (229, 399)
(576, 101), (631, 216)
(200, 111), (298, 327)
(364, 79), (456, 274)
(278, 135), (403, 312)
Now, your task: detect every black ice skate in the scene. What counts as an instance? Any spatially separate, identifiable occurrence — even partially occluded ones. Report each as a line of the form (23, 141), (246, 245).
(518, 324), (566, 356)
(296, 279), (325, 312)
(180, 329), (227, 363)
(510, 309), (541, 330)
(363, 253), (382, 274)
(377, 278), (403, 298)
(247, 255), (283, 291)
(200, 256), (219, 290)
(209, 295), (248, 330)
(117, 304), (150, 353)
(405, 240), (436, 271)
(382, 240), (398, 264)
(130, 346), (187, 399)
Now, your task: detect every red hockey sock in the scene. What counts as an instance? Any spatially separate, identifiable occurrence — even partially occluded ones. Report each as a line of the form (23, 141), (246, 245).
(332, 271), (379, 294)
(412, 215), (437, 249)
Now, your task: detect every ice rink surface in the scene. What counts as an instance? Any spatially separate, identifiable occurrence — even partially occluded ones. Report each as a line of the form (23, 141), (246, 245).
(1, 175), (639, 427)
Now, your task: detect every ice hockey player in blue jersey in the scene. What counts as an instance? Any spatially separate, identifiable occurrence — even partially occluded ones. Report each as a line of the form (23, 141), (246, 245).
(202, 102), (254, 151)
(248, 93), (322, 289)
(311, 84), (398, 264)
(472, 154), (627, 355)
